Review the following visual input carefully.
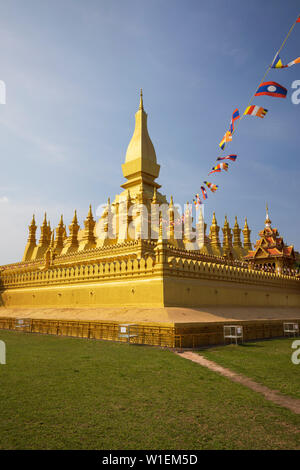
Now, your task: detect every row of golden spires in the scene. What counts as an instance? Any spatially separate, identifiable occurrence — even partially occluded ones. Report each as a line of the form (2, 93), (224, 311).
(23, 202), (252, 260)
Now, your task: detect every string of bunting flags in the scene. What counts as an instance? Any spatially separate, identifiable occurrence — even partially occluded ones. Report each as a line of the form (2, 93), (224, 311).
(191, 13), (300, 212)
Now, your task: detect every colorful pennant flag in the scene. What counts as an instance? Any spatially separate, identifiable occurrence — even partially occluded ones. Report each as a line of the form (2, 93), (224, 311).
(271, 52), (300, 68)
(204, 181), (219, 192)
(201, 186), (208, 200)
(255, 81), (287, 98)
(271, 52), (286, 68)
(209, 163), (229, 174)
(219, 130), (232, 150)
(244, 105), (268, 118)
(217, 154), (237, 162)
(229, 108), (240, 134)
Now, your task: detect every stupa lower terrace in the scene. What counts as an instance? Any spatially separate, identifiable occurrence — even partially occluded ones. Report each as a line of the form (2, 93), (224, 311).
(0, 91), (299, 336)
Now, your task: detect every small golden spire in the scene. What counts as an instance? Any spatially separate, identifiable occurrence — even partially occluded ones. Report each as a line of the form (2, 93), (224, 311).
(80, 204), (96, 248)
(30, 214), (36, 226)
(72, 210), (78, 224)
(233, 216), (242, 249)
(170, 195), (174, 207)
(222, 215), (232, 252)
(224, 215), (230, 230)
(87, 204), (93, 219)
(243, 217), (252, 251)
(210, 212), (221, 250)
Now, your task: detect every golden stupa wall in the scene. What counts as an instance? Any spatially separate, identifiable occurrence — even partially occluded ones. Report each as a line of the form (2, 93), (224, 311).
(1, 242), (300, 310)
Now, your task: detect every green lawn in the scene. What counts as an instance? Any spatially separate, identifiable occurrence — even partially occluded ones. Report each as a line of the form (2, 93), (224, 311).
(0, 331), (299, 450)
(200, 338), (300, 400)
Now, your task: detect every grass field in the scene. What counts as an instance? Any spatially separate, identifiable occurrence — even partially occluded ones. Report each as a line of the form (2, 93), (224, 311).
(0, 330), (299, 450)
(200, 338), (300, 400)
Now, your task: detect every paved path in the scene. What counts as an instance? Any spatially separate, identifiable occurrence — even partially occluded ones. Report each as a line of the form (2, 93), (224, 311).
(177, 351), (300, 415)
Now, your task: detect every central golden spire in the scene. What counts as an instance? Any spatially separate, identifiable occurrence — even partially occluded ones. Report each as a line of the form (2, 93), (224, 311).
(121, 90), (160, 192)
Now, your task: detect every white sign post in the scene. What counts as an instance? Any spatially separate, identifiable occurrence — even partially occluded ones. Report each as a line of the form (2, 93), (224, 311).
(0, 340), (6, 364)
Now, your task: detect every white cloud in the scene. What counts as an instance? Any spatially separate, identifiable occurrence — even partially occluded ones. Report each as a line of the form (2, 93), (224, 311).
(0, 196), (8, 203)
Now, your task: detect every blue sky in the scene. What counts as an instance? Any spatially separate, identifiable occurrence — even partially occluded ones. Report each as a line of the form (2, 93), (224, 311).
(0, 0), (299, 264)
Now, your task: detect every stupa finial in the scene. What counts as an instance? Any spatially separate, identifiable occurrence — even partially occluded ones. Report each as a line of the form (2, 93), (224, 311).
(265, 203), (271, 227)
(139, 88), (144, 111)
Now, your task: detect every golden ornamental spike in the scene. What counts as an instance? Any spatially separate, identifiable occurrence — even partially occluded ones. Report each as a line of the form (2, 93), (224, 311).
(87, 204), (93, 219)
(30, 214), (36, 226)
(139, 88), (144, 110)
(72, 210), (78, 224)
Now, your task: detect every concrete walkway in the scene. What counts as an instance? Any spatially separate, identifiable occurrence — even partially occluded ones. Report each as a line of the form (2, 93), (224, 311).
(177, 351), (300, 415)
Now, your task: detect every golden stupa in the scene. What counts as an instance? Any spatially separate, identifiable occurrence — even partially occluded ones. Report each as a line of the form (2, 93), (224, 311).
(0, 91), (299, 329)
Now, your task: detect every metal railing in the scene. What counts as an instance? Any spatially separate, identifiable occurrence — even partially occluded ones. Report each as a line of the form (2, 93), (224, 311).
(0, 317), (175, 348)
(1, 317), (298, 349)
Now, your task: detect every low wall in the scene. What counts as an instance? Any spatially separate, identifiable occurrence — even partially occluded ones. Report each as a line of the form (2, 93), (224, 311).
(0, 316), (298, 349)
(175, 319), (300, 348)
(0, 317), (175, 347)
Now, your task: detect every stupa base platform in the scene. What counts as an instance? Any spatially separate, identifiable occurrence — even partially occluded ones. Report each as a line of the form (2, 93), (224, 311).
(1, 306), (300, 323)
(0, 307), (299, 348)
